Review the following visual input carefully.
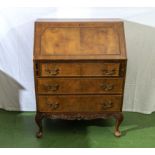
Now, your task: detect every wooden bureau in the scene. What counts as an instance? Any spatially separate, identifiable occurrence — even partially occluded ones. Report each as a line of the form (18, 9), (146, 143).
(33, 19), (127, 138)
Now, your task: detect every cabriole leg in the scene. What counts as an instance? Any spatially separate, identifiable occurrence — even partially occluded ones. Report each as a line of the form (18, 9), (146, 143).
(113, 112), (124, 137)
(35, 112), (44, 138)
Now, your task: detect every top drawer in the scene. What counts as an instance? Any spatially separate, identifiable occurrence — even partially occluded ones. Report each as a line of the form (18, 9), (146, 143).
(38, 62), (120, 77)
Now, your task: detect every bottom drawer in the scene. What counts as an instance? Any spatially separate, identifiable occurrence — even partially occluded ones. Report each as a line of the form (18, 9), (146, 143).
(37, 95), (122, 112)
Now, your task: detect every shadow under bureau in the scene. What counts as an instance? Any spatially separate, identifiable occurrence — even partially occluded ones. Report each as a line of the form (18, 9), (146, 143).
(33, 19), (127, 138)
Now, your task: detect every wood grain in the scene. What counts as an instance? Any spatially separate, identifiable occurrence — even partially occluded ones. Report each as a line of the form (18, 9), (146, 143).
(40, 62), (120, 77)
(37, 78), (123, 94)
(41, 27), (120, 56)
(33, 19), (127, 60)
(37, 95), (122, 112)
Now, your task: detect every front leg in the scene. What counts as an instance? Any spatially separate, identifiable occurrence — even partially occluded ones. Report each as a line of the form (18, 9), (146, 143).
(113, 112), (124, 137)
(35, 112), (44, 138)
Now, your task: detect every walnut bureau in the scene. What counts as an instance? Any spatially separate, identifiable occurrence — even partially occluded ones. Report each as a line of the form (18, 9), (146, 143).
(33, 19), (127, 138)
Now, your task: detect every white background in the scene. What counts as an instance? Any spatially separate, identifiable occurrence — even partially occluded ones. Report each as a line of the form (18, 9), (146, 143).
(0, 7), (155, 113)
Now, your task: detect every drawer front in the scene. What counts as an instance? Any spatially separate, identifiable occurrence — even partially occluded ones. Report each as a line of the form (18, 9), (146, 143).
(38, 95), (122, 112)
(40, 62), (120, 77)
(37, 78), (123, 94)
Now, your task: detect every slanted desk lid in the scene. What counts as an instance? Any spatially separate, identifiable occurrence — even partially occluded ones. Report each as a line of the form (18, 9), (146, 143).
(33, 19), (127, 60)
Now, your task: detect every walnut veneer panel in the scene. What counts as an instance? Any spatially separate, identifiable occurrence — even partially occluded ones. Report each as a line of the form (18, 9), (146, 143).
(40, 62), (120, 77)
(37, 78), (123, 94)
(41, 27), (120, 56)
(34, 19), (126, 60)
(38, 95), (122, 112)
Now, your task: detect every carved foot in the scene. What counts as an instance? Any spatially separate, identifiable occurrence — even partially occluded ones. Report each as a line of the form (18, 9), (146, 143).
(35, 112), (44, 138)
(36, 131), (43, 138)
(114, 130), (121, 137)
(113, 112), (123, 137)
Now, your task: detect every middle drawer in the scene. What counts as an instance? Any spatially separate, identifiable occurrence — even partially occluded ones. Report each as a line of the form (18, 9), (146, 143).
(37, 78), (123, 94)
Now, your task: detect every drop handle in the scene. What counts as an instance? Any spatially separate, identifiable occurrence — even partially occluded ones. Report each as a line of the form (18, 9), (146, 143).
(101, 101), (113, 110)
(44, 84), (59, 91)
(45, 68), (59, 75)
(102, 69), (116, 76)
(100, 83), (114, 91)
(47, 102), (60, 110)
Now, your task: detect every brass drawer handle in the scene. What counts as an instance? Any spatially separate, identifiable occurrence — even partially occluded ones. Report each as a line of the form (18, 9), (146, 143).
(44, 84), (59, 91)
(102, 69), (116, 76)
(47, 102), (60, 110)
(100, 83), (114, 91)
(45, 68), (59, 75)
(101, 101), (113, 110)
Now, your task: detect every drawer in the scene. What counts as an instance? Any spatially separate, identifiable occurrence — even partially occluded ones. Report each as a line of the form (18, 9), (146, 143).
(40, 62), (120, 77)
(38, 95), (122, 112)
(37, 78), (123, 94)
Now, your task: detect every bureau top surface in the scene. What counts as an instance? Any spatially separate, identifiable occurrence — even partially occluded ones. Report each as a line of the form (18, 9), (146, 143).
(33, 19), (127, 60)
